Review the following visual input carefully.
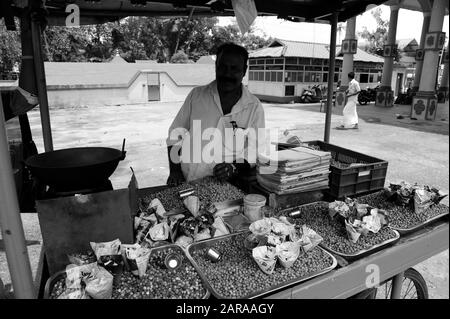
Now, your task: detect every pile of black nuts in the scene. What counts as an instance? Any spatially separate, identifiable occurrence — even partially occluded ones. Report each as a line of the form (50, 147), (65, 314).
(141, 177), (245, 211)
(288, 202), (398, 255)
(49, 277), (66, 299)
(50, 247), (207, 299)
(112, 247), (207, 299)
(357, 191), (449, 229)
(191, 233), (334, 298)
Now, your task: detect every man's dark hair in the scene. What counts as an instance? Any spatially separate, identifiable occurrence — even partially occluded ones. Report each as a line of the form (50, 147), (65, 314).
(348, 71), (355, 79)
(216, 42), (249, 67)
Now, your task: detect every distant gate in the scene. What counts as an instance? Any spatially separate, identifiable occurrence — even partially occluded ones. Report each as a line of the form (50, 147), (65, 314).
(147, 73), (160, 101)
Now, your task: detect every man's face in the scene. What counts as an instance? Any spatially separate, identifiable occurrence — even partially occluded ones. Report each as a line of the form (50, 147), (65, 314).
(216, 51), (246, 93)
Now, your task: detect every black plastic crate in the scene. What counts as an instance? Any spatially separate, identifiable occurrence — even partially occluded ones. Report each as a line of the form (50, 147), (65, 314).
(277, 140), (388, 199)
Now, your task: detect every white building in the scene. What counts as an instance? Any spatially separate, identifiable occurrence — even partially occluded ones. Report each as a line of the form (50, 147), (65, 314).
(44, 56), (215, 107)
(247, 39), (396, 103)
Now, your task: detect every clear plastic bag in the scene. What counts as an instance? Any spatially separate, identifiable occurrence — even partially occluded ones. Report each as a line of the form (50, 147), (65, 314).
(252, 246), (277, 275)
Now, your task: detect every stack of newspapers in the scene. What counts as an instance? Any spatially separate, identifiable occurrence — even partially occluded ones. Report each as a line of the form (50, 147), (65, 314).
(257, 146), (331, 195)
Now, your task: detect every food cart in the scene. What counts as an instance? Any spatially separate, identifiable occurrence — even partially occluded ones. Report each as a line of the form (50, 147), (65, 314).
(0, 0), (448, 300)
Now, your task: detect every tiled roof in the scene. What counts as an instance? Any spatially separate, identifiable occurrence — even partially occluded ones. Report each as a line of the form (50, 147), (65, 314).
(250, 39), (384, 63)
(44, 62), (215, 88)
(396, 38), (418, 50)
(110, 55), (128, 63)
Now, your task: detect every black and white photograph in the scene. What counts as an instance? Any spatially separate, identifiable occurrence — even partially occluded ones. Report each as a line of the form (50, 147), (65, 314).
(0, 0), (448, 306)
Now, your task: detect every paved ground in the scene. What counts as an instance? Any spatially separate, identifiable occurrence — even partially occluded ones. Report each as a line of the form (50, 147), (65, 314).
(1, 99), (449, 298)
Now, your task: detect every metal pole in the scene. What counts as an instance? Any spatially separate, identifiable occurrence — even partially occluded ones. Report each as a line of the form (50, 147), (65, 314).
(324, 11), (338, 143)
(30, 10), (54, 152)
(390, 272), (404, 299)
(0, 94), (36, 299)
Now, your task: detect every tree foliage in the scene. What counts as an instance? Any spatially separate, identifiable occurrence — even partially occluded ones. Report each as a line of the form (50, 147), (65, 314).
(170, 50), (193, 63)
(0, 16), (271, 73)
(0, 19), (21, 78)
(358, 8), (400, 61)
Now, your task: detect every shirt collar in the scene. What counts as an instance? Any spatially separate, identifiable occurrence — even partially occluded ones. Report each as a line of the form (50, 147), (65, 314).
(209, 80), (252, 116)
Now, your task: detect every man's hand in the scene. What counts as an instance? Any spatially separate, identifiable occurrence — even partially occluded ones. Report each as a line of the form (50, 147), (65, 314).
(213, 163), (236, 182)
(167, 169), (185, 186)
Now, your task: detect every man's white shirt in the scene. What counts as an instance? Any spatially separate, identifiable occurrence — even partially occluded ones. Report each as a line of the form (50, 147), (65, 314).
(167, 80), (266, 182)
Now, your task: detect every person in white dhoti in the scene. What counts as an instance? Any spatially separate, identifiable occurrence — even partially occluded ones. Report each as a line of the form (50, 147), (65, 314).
(337, 72), (360, 130)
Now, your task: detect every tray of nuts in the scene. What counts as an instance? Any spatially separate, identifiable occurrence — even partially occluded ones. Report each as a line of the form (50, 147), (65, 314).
(139, 176), (246, 212)
(112, 245), (209, 299)
(44, 270), (67, 299)
(282, 202), (400, 261)
(45, 245), (209, 299)
(355, 191), (449, 235)
(185, 232), (337, 299)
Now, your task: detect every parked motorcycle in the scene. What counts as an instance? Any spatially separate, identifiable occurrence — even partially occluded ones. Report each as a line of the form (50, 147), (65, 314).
(394, 93), (413, 105)
(358, 86), (379, 105)
(300, 85), (323, 103)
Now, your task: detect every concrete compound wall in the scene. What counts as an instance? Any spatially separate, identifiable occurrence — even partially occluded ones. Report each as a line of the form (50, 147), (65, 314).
(159, 73), (193, 102)
(47, 71), (197, 107)
(47, 87), (130, 107)
(128, 73), (148, 102)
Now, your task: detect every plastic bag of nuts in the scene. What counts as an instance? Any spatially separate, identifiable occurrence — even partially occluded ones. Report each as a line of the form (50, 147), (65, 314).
(252, 246), (277, 275)
(276, 241), (301, 269)
(121, 243), (151, 278)
(90, 239), (124, 286)
(65, 263), (114, 299)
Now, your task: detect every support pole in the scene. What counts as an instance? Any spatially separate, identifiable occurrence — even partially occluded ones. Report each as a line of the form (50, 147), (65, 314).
(412, 12), (431, 93)
(375, 5), (399, 107)
(390, 272), (404, 299)
(30, 7), (53, 152)
(324, 11), (338, 143)
(335, 16), (356, 108)
(0, 94), (35, 299)
(438, 43), (449, 101)
(412, 0), (446, 121)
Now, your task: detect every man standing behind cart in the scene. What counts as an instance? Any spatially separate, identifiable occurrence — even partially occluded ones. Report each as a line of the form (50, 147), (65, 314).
(166, 43), (266, 185)
(337, 71), (360, 130)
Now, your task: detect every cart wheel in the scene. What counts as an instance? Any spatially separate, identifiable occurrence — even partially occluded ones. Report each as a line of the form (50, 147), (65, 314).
(374, 268), (429, 299)
(349, 288), (378, 299)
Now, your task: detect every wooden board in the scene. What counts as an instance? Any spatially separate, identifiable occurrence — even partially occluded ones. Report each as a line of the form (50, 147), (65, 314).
(36, 189), (134, 275)
(249, 182), (326, 210)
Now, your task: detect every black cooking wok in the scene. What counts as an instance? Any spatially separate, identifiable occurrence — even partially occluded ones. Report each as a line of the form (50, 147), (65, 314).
(25, 141), (126, 192)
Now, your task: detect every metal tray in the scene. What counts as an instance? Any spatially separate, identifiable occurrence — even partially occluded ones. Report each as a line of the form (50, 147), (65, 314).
(44, 245), (210, 299)
(355, 191), (450, 236)
(148, 244), (210, 299)
(390, 211), (449, 235)
(280, 201), (401, 262)
(185, 232), (337, 299)
(43, 270), (66, 299)
(319, 229), (400, 262)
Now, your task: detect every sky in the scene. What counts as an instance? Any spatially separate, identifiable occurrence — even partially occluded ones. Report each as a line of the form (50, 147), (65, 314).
(217, 4), (449, 44)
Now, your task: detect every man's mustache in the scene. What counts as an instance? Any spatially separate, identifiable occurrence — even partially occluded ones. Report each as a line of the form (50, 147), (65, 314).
(218, 76), (235, 83)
